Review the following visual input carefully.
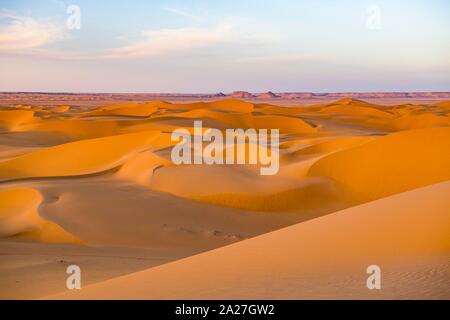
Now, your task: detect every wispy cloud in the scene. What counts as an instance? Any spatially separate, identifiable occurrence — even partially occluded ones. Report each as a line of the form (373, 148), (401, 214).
(104, 24), (240, 59)
(162, 7), (202, 22)
(0, 11), (276, 62)
(0, 11), (66, 53)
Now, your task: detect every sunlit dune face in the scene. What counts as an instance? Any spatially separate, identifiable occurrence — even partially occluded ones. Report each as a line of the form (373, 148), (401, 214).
(1, 97), (449, 225)
(0, 98), (449, 299)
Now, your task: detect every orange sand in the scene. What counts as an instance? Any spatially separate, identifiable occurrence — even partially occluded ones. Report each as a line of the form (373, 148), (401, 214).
(0, 98), (448, 299)
(48, 180), (450, 299)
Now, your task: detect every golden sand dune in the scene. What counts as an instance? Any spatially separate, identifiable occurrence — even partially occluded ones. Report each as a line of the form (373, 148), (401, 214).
(49, 180), (450, 299)
(432, 101), (450, 109)
(24, 118), (123, 139)
(25, 117), (185, 140)
(319, 105), (395, 118)
(0, 98), (449, 299)
(151, 165), (344, 211)
(156, 108), (255, 129)
(0, 110), (36, 131)
(207, 99), (255, 113)
(151, 109), (316, 133)
(0, 189), (80, 244)
(252, 114), (316, 133)
(7, 176), (303, 252)
(392, 112), (449, 130)
(115, 150), (172, 185)
(100, 101), (166, 111)
(256, 104), (308, 116)
(308, 98), (389, 113)
(48, 105), (70, 113)
(85, 101), (164, 117)
(293, 136), (375, 156)
(305, 98), (449, 131)
(0, 131), (172, 180)
(309, 127), (450, 202)
(328, 98), (395, 111)
(88, 99), (255, 116)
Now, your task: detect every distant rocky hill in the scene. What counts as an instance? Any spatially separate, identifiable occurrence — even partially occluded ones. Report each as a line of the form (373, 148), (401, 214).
(0, 91), (448, 103)
(230, 91), (255, 98)
(256, 91), (281, 99)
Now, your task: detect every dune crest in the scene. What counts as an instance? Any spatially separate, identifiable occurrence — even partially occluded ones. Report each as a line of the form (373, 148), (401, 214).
(0, 189), (81, 244)
(0, 110), (36, 131)
(308, 127), (450, 202)
(0, 130), (173, 180)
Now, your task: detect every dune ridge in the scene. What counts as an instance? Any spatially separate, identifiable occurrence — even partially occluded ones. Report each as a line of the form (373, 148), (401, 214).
(0, 97), (449, 299)
(0, 110), (36, 131)
(48, 180), (450, 299)
(0, 189), (81, 244)
(0, 130), (173, 180)
(308, 127), (450, 202)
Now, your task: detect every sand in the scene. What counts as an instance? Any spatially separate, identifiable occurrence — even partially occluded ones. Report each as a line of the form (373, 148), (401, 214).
(47, 180), (450, 299)
(0, 97), (448, 299)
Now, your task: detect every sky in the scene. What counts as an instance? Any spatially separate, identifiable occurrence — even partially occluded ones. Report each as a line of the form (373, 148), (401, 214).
(0, 0), (449, 93)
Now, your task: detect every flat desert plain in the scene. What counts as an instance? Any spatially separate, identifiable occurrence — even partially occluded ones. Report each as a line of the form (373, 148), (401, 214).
(0, 95), (449, 299)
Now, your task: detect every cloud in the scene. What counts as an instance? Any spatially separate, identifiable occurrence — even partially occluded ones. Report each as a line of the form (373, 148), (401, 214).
(0, 11), (66, 53)
(0, 13), (275, 63)
(162, 7), (202, 22)
(105, 24), (241, 59)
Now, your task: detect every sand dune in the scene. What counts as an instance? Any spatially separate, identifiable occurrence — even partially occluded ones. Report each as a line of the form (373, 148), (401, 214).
(85, 101), (164, 117)
(0, 177), (304, 251)
(0, 130), (173, 180)
(0, 98), (448, 299)
(392, 112), (449, 130)
(151, 165), (344, 211)
(0, 189), (80, 244)
(156, 108), (255, 129)
(309, 127), (450, 202)
(252, 114), (316, 133)
(48, 180), (450, 299)
(0, 110), (36, 131)
(432, 101), (450, 109)
(304, 98), (450, 131)
(48, 105), (70, 113)
(319, 105), (394, 118)
(293, 136), (374, 156)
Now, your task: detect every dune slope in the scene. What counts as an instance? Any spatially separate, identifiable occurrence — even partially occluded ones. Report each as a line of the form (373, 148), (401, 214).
(0, 189), (80, 244)
(0, 98), (449, 299)
(49, 180), (450, 299)
(0, 131), (172, 180)
(308, 127), (450, 202)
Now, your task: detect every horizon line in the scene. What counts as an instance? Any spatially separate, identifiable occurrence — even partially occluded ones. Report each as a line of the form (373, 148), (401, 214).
(1, 91), (449, 95)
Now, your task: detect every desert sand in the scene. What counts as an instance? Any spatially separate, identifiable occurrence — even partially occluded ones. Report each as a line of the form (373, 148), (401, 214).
(0, 96), (449, 299)
(48, 180), (450, 299)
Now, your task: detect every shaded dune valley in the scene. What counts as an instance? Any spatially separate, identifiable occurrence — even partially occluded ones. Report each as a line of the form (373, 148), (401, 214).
(0, 98), (449, 299)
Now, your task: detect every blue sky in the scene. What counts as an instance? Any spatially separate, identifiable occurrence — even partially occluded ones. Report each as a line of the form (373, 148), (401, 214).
(0, 0), (449, 92)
